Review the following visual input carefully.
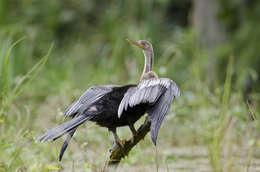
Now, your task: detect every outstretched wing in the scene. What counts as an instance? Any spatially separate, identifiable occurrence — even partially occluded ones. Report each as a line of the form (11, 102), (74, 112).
(118, 78), (180, 145)
(147, 81), (179, 145)
(57, 85), (114, 161)
(64, 86), (113, 118)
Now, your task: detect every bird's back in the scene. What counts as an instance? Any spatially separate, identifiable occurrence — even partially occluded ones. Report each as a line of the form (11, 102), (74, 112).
(90, 84), (147, 128)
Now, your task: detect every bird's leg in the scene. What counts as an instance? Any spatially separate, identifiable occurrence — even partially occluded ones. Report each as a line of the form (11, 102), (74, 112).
(129, 124), (137, 143)
(110, 128), (124, 148)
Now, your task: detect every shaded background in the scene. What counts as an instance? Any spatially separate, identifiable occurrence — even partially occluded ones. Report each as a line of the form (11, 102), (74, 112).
(0, 0), (259, 171)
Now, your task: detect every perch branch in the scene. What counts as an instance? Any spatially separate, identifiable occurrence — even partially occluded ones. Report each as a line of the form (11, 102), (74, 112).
(107, 116), (151, 166)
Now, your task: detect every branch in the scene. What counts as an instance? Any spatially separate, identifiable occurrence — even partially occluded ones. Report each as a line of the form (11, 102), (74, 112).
(107, 116), (151, 166)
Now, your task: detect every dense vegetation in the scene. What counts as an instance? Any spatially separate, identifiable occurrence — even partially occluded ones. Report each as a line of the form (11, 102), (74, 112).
(0, 0), (259, 171)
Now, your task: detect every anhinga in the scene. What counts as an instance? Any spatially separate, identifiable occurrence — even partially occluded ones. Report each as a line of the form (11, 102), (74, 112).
(39, 40), (180, 161)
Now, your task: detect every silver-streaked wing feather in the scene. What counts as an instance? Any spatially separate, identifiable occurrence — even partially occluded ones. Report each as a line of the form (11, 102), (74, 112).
(147, 81), (180, 145)
(118, 78), (179, 117)
(64, 86), (113, 118)
(118, 78), (180, 145)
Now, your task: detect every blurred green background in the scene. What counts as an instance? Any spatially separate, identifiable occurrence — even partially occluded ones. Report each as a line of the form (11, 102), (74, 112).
(0, 0), (259, 171)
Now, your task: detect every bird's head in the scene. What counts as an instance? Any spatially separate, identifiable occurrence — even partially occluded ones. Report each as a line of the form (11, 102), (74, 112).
(127, 39), (154, 77)
(126, 39), (153, 51)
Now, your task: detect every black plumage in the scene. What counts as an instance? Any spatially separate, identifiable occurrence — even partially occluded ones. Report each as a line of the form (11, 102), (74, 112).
(39, 40), (180, 161)
(39, 85), (149, 160)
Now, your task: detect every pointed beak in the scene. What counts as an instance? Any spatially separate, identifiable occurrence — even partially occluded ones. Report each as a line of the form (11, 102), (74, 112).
(126, 39), (145, 49)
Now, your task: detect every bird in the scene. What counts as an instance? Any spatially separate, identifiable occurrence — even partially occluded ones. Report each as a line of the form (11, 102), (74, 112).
(38, 39), (180, 161)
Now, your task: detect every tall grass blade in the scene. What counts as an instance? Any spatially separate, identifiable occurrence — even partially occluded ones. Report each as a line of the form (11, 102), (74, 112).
(10, 43), (53, 99)
(1, 37), (26, 106)
(0, 42), (53, 117)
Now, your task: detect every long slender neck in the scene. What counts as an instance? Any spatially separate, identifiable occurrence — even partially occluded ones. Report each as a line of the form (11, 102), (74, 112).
(142, 49), (154, 76)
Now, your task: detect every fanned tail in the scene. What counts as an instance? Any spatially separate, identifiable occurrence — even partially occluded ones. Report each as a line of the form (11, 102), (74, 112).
(38, 115), (91, 142)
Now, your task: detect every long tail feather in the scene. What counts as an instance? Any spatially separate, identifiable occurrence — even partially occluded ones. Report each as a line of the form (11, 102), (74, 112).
(59, 129), (76, 161)
(38, 115), (91, 142)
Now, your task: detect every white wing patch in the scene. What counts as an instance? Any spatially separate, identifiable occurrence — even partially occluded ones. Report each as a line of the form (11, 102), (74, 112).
(87, 106), (98, 112)
(118, 78), (178, 117)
